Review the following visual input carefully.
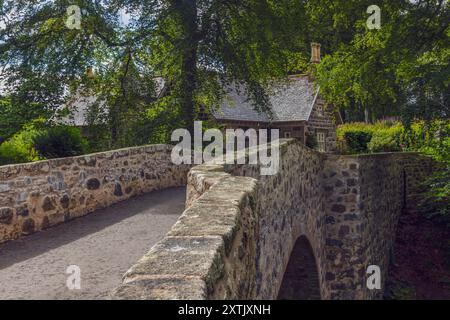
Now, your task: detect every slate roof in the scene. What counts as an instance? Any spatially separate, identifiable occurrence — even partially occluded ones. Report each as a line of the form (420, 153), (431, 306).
(52, 75), (319, 127)
(50, 89), (108, 126)
(213, 75), (319, 123)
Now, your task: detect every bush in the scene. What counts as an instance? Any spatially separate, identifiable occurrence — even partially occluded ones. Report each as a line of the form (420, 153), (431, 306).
(0, 125), (41, 165)
(368, 133), (401, 152)
(337, 122), (375, 138)
(338, 121), (406, 154)
(33, 126), (88, 159)
(338, 120), (450, 222)
(417, 122), (450, 220)
(368, 124), (403, 153)
(343, 131), (373, 154)
(0, 140), (32, 165)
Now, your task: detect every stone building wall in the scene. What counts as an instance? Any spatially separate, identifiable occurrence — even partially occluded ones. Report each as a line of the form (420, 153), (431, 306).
(0, 145), (190, 243)
(305, 99), (337, 153)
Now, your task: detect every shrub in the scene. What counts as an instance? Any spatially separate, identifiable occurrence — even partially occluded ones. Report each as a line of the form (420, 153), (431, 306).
(338, 121), (406, 154)
(33, 126), (88, 159)
(343, 131), (373, 154)
(368, 124), (403, 153)
(0, 140), (32, 165)
(0, 125), (41, 165)
(368, 133), (401, 152)
(418, 122), (450, 221)
(337, 120), (450, 222)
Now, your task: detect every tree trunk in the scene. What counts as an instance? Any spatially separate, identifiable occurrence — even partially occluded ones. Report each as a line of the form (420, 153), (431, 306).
(110, 102), (121, 147)
(364, 106), (369, 124)
(173, 0), (198, 135)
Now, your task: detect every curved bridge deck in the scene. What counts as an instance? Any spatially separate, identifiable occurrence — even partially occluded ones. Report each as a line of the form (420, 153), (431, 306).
(0, 187), (185, 300)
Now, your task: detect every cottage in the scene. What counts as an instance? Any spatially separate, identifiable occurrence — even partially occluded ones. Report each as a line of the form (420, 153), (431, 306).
(53, 44), (340, 153)
(211, 74), (340, 153)
(210, 43), (341, 153)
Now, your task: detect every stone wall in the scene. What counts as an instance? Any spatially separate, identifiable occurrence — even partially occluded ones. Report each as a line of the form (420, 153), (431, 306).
(112, 140), (436, 300)
(322, 152), (435, 299)
(0, 145), (190, 243)
(224, 142), (330, 299)
(306, 98), (337, 153)
(112, 140), (328, 299)
(323, 154), (401, 299)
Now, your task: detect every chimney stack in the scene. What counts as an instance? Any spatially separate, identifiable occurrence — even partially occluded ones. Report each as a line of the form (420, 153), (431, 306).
(86, 67), (95, 79)
(311, 43), (321, 64)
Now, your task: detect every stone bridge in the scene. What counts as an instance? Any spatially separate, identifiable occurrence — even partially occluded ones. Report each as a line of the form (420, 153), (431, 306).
(112, 140), (433, 300)
(0, 141), (433, 300)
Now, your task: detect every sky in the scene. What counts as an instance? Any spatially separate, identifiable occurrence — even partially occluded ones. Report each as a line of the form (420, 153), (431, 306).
(119, 9), (132, 26)
(0, 5), (133, 96)
(0, 18), (6, 94)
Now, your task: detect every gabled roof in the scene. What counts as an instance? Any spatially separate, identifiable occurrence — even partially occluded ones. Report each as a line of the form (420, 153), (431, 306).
(213, 75), (319, 123)
(52, 75), (321, 127)
(213, 86), (271, 122)
(51, 77), (167, 126)
(50, 89), (108, 126)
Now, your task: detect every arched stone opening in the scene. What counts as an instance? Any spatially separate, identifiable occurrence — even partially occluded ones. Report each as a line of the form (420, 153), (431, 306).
(277, 235), (321, 300)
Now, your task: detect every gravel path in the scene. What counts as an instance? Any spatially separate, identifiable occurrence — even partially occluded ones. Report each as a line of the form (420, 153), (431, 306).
(0, 187), (186, 300)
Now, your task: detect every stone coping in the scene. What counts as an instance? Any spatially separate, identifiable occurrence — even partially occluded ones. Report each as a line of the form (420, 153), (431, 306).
(112, 139), (322, 299)
(0, 144), (171, 173)
(112, 160), (259, 299)
(0, 143), (188, 243)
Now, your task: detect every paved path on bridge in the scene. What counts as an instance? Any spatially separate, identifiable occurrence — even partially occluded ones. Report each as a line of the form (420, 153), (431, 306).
(0, 187), (186, 300)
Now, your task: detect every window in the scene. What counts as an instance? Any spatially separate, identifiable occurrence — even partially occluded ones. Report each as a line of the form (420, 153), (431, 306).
(284, 132), (292, 138)
(316, 132), (326, 152)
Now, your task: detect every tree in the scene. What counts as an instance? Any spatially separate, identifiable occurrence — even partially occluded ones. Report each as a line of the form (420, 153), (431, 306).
(0, 0), (308, 147)
(312, 0), (449, 123)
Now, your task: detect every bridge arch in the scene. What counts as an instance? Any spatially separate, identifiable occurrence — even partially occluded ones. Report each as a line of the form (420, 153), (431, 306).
(277, 235), (321, 300)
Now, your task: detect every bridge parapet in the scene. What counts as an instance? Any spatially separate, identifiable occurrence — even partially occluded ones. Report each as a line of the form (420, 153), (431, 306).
(0, 144), (190, 243)
(0, 139), (433, 299)
(113, 140), (329, 299)
(113, 139), (435, 300)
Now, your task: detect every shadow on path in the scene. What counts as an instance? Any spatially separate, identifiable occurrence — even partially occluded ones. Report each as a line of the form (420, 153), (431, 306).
(0, 187), (186, 300)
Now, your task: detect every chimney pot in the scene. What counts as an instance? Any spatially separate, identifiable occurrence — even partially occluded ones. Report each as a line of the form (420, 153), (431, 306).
(311, 43), (321, 64)
(87, 67), (95, 78)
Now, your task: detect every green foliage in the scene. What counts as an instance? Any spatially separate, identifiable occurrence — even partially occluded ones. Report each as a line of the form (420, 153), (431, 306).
(421, 168), (450, 219)
(0, 96), (51, 143)
(343, 131), (373, 154)
(0, 0), (311, 149)
(338, 121), (406, 154)
(32, 126), (88, 159)
(368, 133), (401, 153)
(368, 124), (403, 153)
(0, 124), (41, 165)
(416, 121), (450, 220)
(339, 120), (449, 220)
(314, 0), (449, 123)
